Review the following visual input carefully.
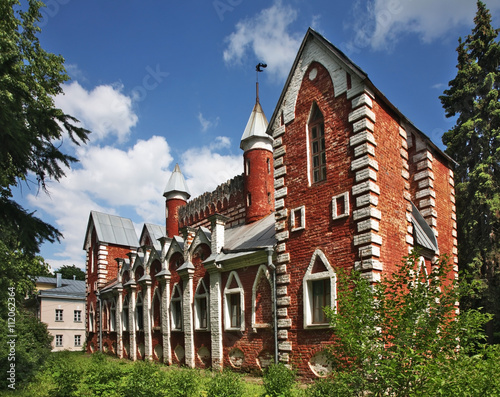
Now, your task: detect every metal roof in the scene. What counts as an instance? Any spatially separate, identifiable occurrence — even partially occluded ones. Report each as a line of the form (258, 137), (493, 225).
(224, 213), (276, 251)
(240, 101), (271, 148)
(163, 163), (191, 199)
(37, 277), (85, 299)
(88, 211), (139, 248)
(141, 223), (166, 251)
(411, 202), (438, 253)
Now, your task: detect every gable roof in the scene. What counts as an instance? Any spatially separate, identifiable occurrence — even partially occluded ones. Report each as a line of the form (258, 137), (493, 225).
(267, 28), (454, 165)
(83, 211), (139, 250)
(140, 223), (166, 251)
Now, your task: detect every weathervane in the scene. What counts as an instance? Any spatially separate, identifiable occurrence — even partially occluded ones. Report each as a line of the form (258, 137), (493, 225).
(255, 62), (267, 103)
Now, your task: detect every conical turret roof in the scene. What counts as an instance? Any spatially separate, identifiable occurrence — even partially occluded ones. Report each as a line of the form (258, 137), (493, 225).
(163, 163), (191, 200)
(240, 100), (272, 151)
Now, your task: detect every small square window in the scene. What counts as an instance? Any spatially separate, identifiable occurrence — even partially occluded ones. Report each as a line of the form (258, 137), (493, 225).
(332, 192), (349, 220)
(291, 206), (306, 231)
(55, 309), (63, 322)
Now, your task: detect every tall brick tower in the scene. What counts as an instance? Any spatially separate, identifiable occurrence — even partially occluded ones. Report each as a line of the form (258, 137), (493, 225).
(240, 82), (274, 224)
(163, 163), (190, 237)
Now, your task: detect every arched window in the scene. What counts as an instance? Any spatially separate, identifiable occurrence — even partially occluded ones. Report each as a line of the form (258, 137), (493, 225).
(303, 249), (336, 328)
(122, 295), (129, 331)
(171, 283), (183, 331)
(308, 102), (326, 184)
(194, 278), (209, 330)
(89, 303), (95, 332)
(110, 299), (116, 332)
(136, 292), (144, 331)
(252, 265), (272, 329)
(153, 289), (161, 328)
(224, 271), (245, 331)
(102, 301), (109, 331)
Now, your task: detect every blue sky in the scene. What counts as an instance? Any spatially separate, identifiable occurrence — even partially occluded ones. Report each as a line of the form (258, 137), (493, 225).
(19, 0), (500, 271)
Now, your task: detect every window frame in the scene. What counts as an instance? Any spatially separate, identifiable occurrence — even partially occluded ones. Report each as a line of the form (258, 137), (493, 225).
(308, 103), (326, 185)
(55, 309), (63, 322)
(55, 334), (63, 347)
(74, 309), (82, 323)
(224, 271), (245, 331)
(194, 279), (209, 331)
(251, 265), (272, 329)
(110, 299), (116, 332)
(122, 295), (129, 332)
(135, 292), (144, 331)
(74, 334), (81, 347)
(290, 205), (306, 232)
(170, 283), (183, 332)
(303, 249), (336, 329)
(332, 192), (350, 220)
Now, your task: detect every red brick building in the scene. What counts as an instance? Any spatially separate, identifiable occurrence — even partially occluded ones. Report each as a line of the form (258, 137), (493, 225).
(84, 29), (457, 377)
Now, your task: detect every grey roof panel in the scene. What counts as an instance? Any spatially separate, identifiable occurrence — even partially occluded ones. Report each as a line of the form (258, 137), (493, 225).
(91, 211), (139, 247)
(224, 214), (276, 251)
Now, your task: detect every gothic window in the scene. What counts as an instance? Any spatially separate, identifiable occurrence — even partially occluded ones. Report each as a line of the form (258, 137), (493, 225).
(153, 289), (161, 328)
(102, 301), (109, 331)
(122, 295), (129, 331)
(224, 271), (245, 331)
(303, 249), (336, 328)
(110, 299), (116, 332)
(89, 304), (95, 332)
(194, 278), (209, 330)
(251, 265), (272, 329)
(309, 102), (326, 184)
(136, 292), (144, 331)
(171, 283), (183, 331)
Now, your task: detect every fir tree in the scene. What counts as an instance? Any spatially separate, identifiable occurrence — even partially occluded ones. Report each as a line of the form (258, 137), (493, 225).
(440, 1), (500, 342)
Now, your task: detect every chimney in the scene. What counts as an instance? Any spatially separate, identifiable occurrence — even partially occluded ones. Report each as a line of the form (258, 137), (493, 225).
(56, 273), (62, 288)
(209, 214), (230, 254)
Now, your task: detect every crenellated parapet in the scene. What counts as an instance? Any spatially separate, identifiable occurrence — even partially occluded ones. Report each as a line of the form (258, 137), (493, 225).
(178, 174), (246, 228)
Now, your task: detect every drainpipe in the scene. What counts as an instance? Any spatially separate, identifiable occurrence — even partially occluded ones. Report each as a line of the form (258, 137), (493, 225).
(266, 246), (278, 365)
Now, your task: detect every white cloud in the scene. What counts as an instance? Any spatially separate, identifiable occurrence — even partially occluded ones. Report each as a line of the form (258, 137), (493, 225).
(197, 112), (220, 132)
(181, 143), (242, 198)
(55, 81), (138, 143)
(223, 0), (302, 80)
(347, 0), (500, 52)
(28, 136), (173, 269)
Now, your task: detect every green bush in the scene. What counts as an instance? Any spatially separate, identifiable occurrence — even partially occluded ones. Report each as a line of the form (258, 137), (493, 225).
(263, 363), (296, 397)
(204, 370), (244, 397)
(80, 352), (126, 396)
(163, 367), (202, 397)
(119, 360), (167, 397)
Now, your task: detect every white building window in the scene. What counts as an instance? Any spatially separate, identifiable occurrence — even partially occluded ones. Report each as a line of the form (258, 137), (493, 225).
(290, 205), (306, 231)
(194, 279), (209, 330)
(171, 283), (183, 331)
(303, 249), (336, 328)
(55, 335), (63, 347)
(224, 272), (245, 331)
(74, 310), (81, 322)
(332, 192), (349, 220)
(55, 309), (63, 322)
(74, 335), (81, 347)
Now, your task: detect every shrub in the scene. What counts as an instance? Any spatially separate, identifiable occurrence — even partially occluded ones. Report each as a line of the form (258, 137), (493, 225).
(204, 370), (244, 397)
(263, 363), (296, 397)
(163, 367), (202, 397)
(120, 360), (167, 397)
(80, 352), (126, 396)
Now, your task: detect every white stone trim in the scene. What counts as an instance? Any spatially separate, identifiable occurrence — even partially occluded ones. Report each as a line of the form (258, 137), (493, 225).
(251, 265), (272, 330)
(223, 271), (245, 332)
(194, 279), (209, 331)
(332, 192), (350, 220)
(303, 249), (336, 329)
(290, 205), (306, 231)
(170, 283), (183, 332)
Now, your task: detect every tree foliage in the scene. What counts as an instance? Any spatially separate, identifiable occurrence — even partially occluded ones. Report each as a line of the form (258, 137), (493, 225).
(439, 0), (500, 341)
(56, 264), (86, 281)
(322, 252), (497, 396)
(0, 0), (90, 255)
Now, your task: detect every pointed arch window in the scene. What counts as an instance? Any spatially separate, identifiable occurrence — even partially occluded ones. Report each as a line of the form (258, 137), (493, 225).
(102, 301), (109, 331)
(303, 249), (336, 328)
(251, 265), (272, 329)
(89, 303), (95, 333)
(224, 271), (245, 331)
(308, 103), (326, 184)
(194, 278), (209, 330)
(153, 289), (161, 328)
(171, 283), (183, 331)
(123, 295), (129, 331)
(136, 292), (144, 331)
(110, 299), (116, 332)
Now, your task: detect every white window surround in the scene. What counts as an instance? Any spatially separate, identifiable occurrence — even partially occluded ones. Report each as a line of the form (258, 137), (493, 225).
(303, 249), (337, 329)
(194, 279), (209, 330)
(251, 265), (272, 330)
(135, 292), (144, 331)
(332, 192), (350, 220)
(170, 283), (183, 332)
(290, 205), (306, 232)
(224, 271), (245, 332)
(122, 296), (129, 331)
(152, 288), (162, 328)
(110, 300), (116, 332)
(89, 304), (95, 332)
